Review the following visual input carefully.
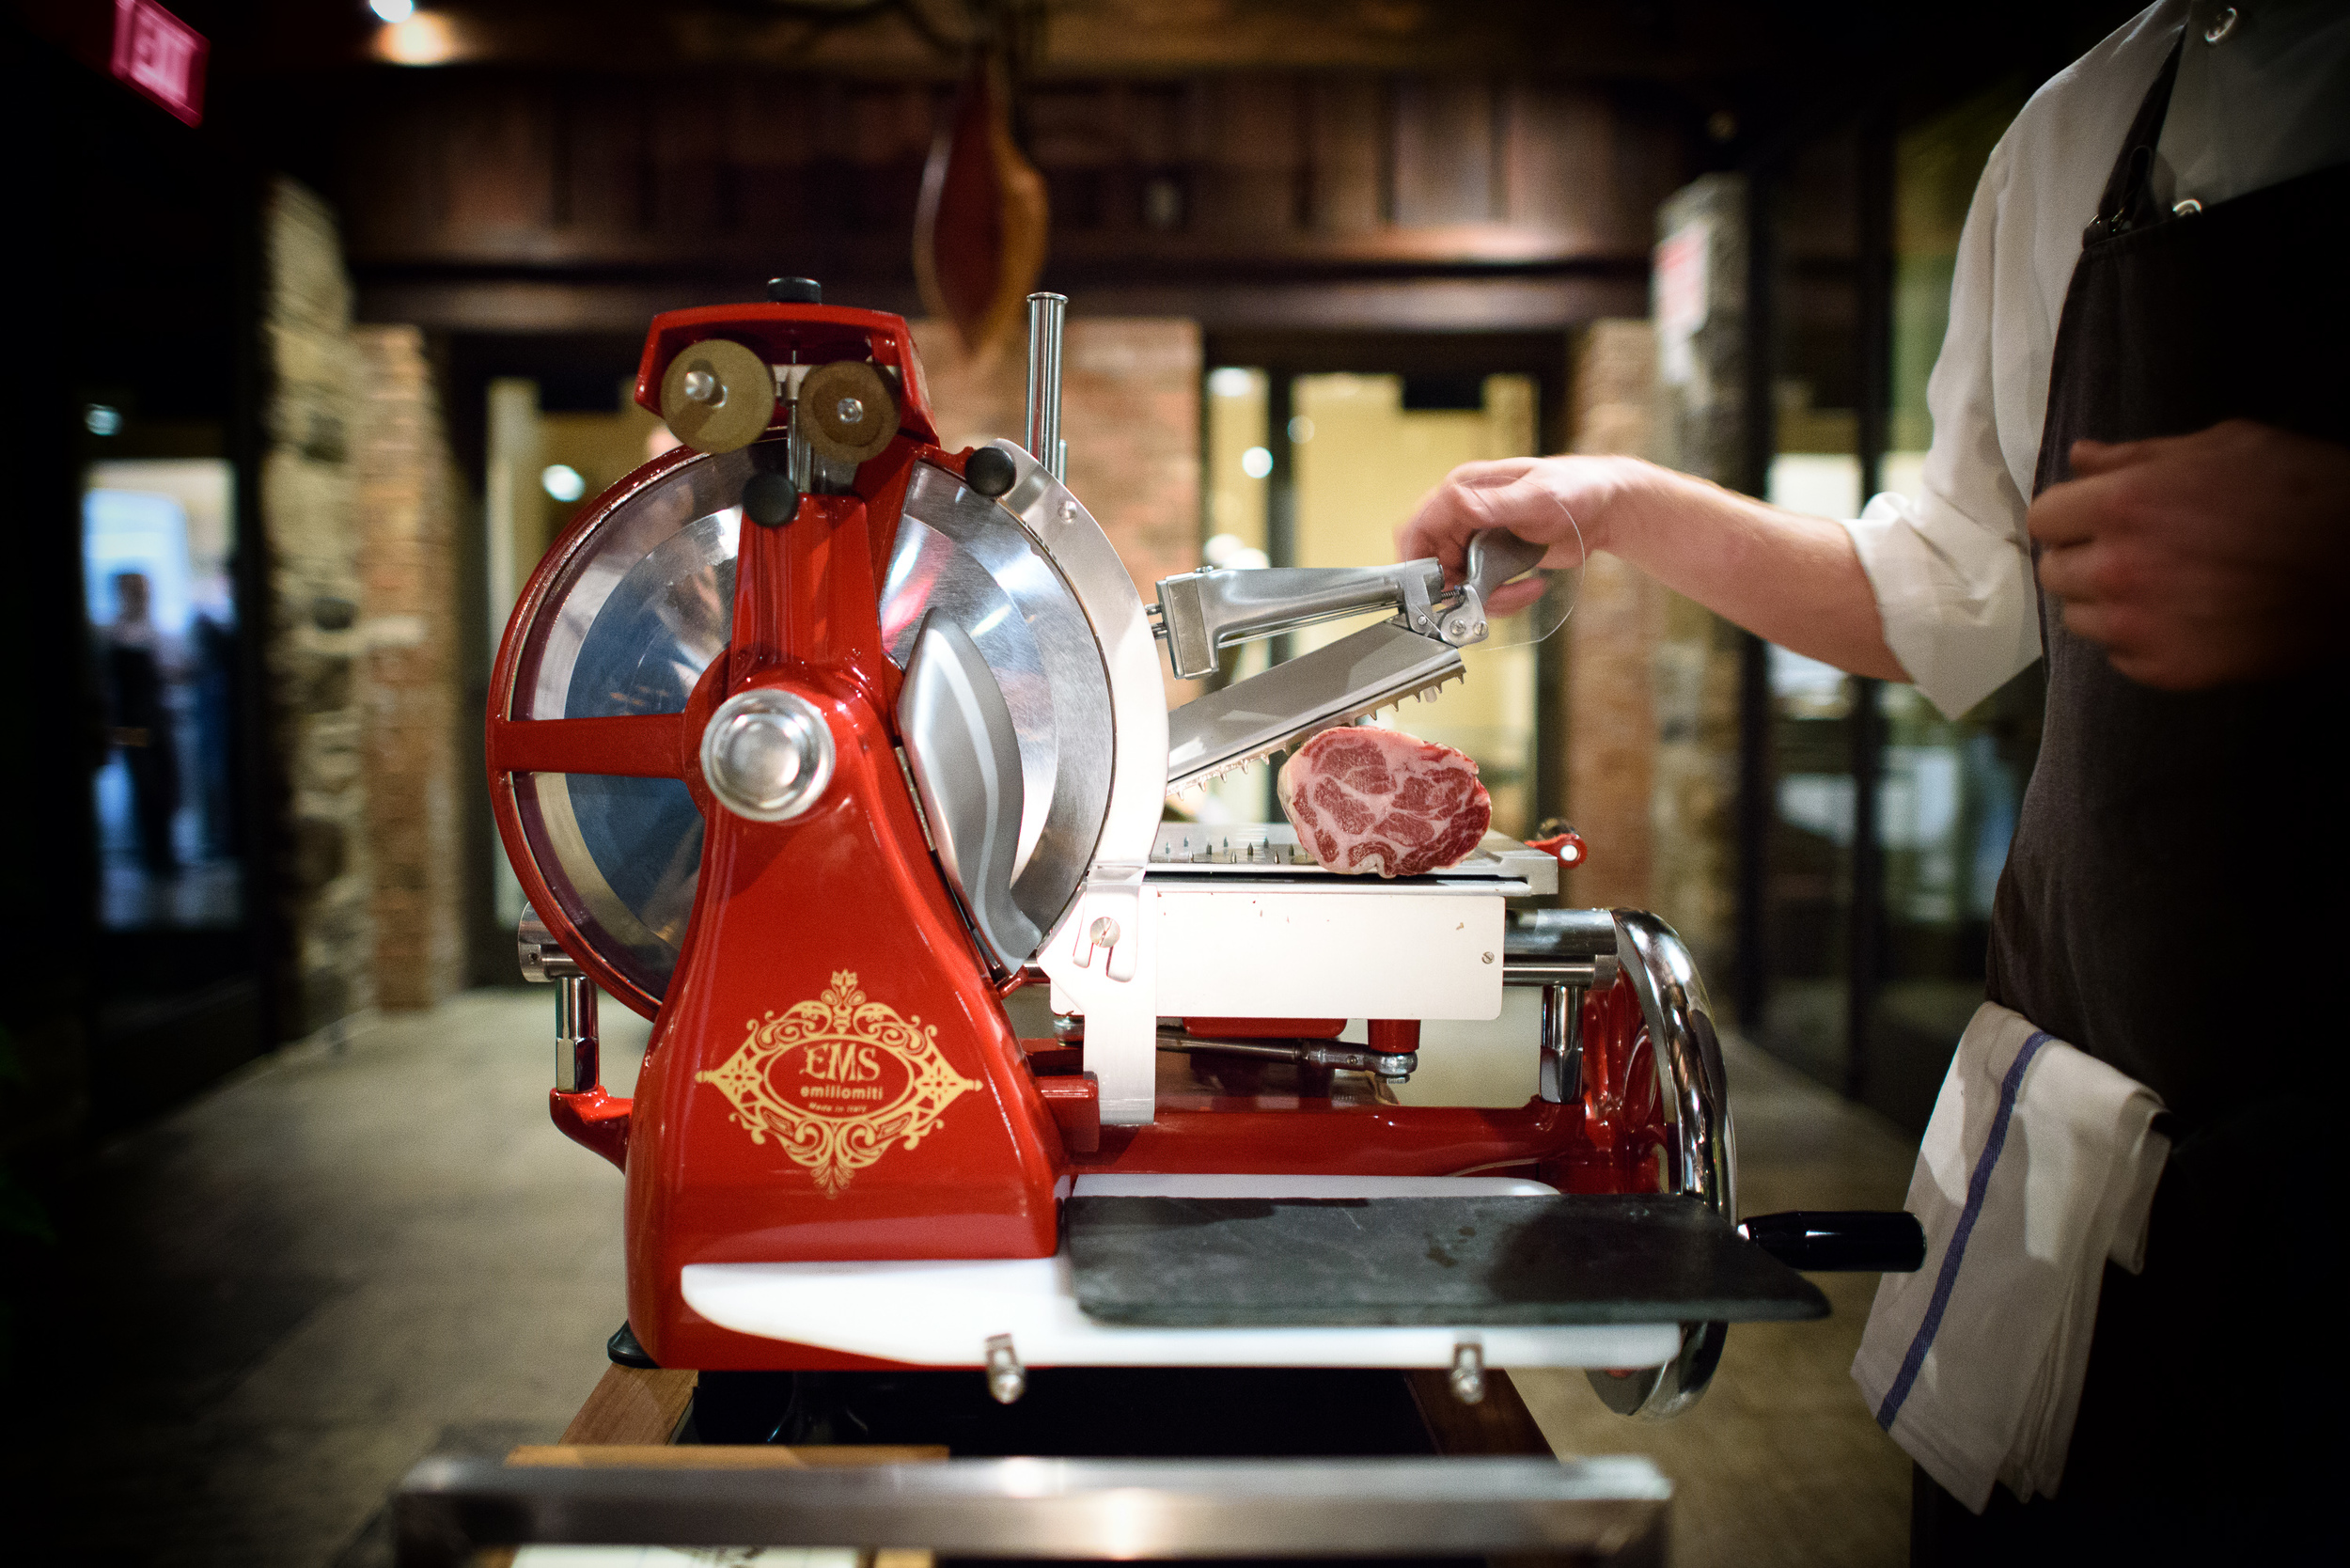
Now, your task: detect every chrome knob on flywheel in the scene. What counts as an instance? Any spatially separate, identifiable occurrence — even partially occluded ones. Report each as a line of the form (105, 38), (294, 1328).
(699, 689), (835, 823)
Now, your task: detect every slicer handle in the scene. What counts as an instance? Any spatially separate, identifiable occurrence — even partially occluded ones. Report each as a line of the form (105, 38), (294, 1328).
(1737, 1210), (1927, 1273)
(1464, 527), (1547, 603)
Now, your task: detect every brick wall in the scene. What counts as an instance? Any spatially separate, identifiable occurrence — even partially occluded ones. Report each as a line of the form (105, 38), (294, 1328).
(1563, 320), (1662, 913)
(354, 326), (464, 1011)
(260, 178), (376, 1037)
(1646, 175), (1750, 992)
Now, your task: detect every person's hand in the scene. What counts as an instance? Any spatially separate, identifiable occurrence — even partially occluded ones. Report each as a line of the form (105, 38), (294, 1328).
(1396, 455), (1647, 617)
(2029, 420), (2350, 690)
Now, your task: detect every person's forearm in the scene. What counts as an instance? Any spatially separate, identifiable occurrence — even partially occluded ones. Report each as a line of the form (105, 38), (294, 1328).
(1608, 462), (1906, 681)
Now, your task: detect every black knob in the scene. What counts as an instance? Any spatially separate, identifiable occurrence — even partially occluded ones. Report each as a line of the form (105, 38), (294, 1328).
(964, 447), (1018, 498)
(1738, 1210), (1928, 1273)
(742, 471), (800, 527)
(766, 276), (822, 304)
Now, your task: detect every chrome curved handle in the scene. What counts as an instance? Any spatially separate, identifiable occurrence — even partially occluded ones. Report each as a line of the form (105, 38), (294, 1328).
(1449, 528), (1548, 643)
(1464, 527), (1547, 600)
(1613, 909), (1736, 1222)
(1590, 908), (1736, 1421)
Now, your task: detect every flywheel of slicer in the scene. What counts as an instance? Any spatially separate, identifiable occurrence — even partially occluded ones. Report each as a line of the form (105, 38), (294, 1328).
(493, 440), (1118, 1015)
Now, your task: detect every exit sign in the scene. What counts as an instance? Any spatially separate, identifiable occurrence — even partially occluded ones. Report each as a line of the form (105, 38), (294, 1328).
(111, 0), (208, 126)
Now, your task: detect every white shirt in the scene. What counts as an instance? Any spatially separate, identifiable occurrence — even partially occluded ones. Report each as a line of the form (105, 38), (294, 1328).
(1845, 0), (2350, 718)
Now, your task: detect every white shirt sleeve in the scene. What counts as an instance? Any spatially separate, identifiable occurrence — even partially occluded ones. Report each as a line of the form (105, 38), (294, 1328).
(1839, 1), (2188, 720)
(1843, 133), (2044, 721)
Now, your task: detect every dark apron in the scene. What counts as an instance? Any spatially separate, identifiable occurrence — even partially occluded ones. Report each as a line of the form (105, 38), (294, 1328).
(1924, 33), (2348, 1560)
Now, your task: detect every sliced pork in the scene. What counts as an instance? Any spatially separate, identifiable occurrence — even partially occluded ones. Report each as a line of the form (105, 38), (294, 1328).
(1276, 727), (1491, 878)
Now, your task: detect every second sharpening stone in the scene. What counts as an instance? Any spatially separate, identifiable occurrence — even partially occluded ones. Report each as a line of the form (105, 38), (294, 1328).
(1066, 1194), (1829, 1326)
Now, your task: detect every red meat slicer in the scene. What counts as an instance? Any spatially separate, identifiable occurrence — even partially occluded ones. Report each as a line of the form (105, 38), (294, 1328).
(489, 283), (1910, 1419)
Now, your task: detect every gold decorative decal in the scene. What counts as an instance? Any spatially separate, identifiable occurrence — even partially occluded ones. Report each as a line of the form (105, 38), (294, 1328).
(696, 970), (981, 1196)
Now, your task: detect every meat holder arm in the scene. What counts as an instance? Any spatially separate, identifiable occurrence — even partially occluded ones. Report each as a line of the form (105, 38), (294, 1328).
(1151, 561), (1449, 680)
(1150, 528), (1549, 683)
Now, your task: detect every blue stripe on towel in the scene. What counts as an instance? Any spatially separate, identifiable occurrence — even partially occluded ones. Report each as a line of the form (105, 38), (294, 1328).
(1876, 1029), (2052, 1430)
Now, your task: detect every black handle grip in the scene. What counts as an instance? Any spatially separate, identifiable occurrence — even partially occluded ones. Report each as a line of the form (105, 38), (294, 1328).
(1737, 1210), (1927, 1273)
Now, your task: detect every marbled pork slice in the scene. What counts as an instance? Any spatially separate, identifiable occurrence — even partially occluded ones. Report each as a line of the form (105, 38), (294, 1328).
(1276, 727), (1492, 877)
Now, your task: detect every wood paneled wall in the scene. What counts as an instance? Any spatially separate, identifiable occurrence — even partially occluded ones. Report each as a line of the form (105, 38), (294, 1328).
(335, 70), (1689, 331)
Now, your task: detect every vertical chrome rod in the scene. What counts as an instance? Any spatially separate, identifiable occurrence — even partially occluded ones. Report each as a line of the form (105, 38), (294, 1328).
(1025, 291), (1068, 481)
(556, 973), (600, 1093)
(1537, 982), (1583, 1105)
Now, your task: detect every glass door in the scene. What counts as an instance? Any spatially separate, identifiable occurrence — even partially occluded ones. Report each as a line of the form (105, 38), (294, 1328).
(1860, 84), (2042, 1128)
(1754, 123), (1868, 1087)
(1292, 372), (1542, 838)
(1745, 85), (2044, 1130)
(1196, 362), (1546, 837)
(82, 458), (243, 932)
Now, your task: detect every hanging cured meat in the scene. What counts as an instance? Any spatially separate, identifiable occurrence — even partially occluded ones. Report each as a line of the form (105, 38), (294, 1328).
(913, 48), (1049, 358)
(1277, 727), (1492, 878)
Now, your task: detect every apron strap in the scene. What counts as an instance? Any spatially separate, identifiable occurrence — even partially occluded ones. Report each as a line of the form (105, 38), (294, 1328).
(2086, 29), (2186, 243)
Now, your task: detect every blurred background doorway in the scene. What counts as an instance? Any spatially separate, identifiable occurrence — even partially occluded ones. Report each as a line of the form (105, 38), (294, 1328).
(1195, 335), (1573, 838)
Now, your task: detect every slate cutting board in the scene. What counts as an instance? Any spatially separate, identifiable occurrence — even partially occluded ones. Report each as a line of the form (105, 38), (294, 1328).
(1066, 1194), (1829, 1327)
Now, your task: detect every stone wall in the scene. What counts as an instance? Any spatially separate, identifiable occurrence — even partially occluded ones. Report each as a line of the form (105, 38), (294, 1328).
(911, 318), (1204, 705)
(1562, 320), (1662, 914)
(260, 178), (375, 1037)
(354, 326), (465, 1011)
(1647, 174), (1753, 993)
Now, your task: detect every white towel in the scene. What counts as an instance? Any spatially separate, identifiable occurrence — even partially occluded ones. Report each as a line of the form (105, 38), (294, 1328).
(1852, 1000), (2169, 1513)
